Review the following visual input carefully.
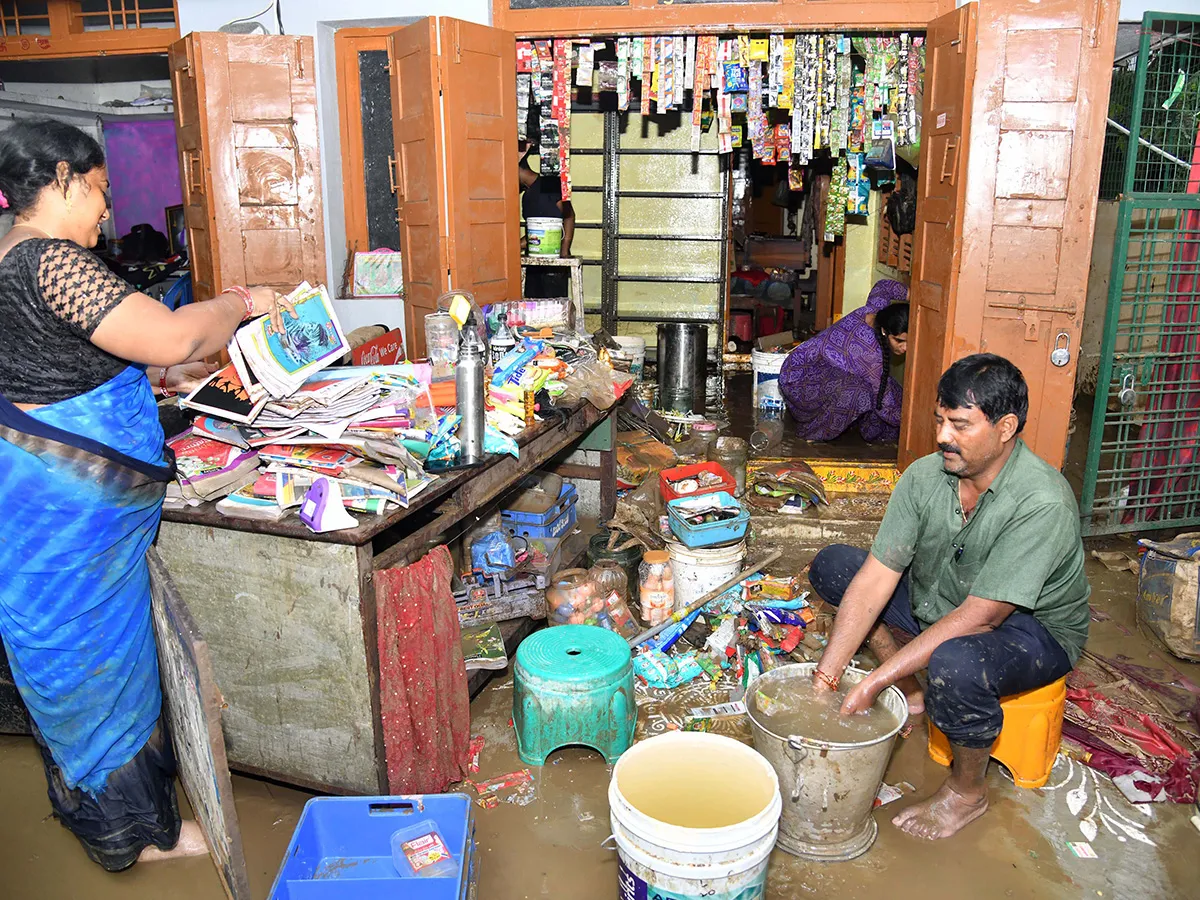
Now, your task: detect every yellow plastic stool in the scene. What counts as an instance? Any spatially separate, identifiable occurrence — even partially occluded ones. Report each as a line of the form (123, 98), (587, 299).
(927, 676), (1067, 789)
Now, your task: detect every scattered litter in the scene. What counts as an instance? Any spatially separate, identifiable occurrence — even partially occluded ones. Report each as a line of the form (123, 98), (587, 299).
(472, 769), (534, 795)
(632, 647), (705, 689)
(467, 735), (485, 773)
(688, 700), (747, 719)
(1067, 841), (1098, 859)
(1190, 814), (1200, 834)
(505, 783), (537, 807)
(873, 782), (915, 808)
(477, 795), (499, 810)
(1091, 550), (1139, 574)
(579, 812), (594, 823)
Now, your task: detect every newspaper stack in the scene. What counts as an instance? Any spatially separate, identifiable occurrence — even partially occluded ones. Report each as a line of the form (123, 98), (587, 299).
(230, 282), (350, 399)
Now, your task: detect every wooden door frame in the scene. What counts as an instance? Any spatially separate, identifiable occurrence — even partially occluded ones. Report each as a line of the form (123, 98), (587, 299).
(335, 27), (395, 259)
(493, 0), (951, 39)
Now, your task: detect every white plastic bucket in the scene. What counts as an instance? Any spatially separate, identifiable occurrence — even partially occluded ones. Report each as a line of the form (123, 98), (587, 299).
(526, 217), (563, 256)
(751, 348), (787, 409)
(667, 539), (746, 611)
(609, 732), (782, 900)
(612, 335), (646, 380)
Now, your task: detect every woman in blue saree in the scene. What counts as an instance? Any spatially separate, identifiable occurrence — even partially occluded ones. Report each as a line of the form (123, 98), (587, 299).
(0, 120), (292, 871)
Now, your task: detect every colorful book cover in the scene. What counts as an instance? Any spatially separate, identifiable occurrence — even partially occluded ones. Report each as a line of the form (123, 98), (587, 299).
(182, 363), (267, 425)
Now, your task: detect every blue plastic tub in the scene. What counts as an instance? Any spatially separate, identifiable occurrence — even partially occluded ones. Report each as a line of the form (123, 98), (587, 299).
(269, 794), (476, 900)
(502, 482), (579, 539)
(667, 491), (750, 548)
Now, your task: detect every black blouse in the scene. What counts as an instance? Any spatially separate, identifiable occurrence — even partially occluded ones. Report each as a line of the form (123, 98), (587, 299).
(0, 238), (135, 404)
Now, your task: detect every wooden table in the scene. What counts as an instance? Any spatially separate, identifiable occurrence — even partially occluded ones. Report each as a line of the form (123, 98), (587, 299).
(157, 402), (616, 794)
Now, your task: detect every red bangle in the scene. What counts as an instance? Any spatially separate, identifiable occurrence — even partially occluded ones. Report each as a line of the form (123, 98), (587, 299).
(814, 669), (841, 691)
(159, 367), (173, 398)
(223, 285), (255, 321)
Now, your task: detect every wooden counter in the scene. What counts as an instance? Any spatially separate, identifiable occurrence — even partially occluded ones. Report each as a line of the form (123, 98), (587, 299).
(157, 402), (615, 794)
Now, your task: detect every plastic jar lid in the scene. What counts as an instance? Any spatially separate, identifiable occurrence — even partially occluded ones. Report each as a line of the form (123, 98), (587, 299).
(643, 550), (670, 565)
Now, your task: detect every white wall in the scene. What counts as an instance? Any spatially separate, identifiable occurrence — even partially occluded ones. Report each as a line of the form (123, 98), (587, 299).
(1118, 1), (1200, 20)
(176, 0), (492, 335)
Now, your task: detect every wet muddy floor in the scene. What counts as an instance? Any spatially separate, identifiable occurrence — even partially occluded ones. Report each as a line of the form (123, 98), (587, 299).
(1, 543), (1196, 899)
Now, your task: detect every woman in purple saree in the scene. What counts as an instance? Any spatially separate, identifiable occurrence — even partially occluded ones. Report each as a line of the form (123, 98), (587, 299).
(778, 279), (909, 442)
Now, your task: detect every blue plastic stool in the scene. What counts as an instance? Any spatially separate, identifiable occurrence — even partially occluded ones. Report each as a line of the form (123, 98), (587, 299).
(513, 625), (636, 765)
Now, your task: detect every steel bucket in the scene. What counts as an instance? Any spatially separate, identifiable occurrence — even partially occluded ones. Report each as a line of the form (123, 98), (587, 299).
(656, 323), (707, 414)
(747, 663), (908, 861)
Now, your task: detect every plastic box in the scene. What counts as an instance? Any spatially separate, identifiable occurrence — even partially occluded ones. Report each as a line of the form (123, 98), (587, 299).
(659, 461), (737, 503)
(502, 482), (579, 539)
(269, 794), (476, 900)
(667, 491), (750, 549)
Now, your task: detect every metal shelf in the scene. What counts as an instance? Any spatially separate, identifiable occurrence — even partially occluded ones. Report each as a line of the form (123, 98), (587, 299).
(615, 190), (725, 199)
(614, 274), (722, 284)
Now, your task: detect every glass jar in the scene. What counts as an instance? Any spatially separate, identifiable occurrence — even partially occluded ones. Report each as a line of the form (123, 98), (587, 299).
(691, 421), (719, 457)
(638, 551), (675, 627)
(546, 568), (603, 627)
(424, 311), (459, 381)
(587, 559), (637, 637)
(711, 436), (749, 497)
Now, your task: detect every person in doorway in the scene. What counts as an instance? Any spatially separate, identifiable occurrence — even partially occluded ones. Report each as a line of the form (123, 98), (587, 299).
(777, 278), (909, 443)
(518, 145), (575, 299)
(0, 119), (295, 871)
(807, 354), (1089, 840)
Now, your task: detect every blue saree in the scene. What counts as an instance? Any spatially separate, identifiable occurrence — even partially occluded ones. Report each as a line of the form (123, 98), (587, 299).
(0, 364), (171, 795)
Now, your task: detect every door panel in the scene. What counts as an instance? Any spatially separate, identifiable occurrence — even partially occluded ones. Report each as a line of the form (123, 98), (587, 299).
(955, 0), (1118, 470)
(170, 35), (218, 302)
(390, 19), (448, 359)
(899, 4), (978, 467)
(440, 18), (520, 305)
(169, 34), (325, 300)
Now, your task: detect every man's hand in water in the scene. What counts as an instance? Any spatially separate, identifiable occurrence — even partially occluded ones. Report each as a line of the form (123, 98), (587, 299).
(840, 672), (885, 715)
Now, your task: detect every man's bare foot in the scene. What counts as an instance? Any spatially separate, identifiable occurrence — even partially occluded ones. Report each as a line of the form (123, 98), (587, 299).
(891, 782), (988, 840)
(138, 820), (208, 862)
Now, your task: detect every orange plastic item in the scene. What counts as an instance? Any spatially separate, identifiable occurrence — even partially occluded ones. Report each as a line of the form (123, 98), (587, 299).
(659, 461), (737, 502)
(927, 676), (1067, 789)
(417, 380), (457, 408)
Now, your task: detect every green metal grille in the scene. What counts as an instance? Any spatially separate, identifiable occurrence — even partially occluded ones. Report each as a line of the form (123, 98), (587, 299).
(1099, 65), (1136, 200)
(1081, 14), (1200, 536)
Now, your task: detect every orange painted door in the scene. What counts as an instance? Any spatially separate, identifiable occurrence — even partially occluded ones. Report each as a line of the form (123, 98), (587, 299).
(953, 0), (1118, 469)
(170, 34), (219, 302)
(389, 19), (447, 359)
(900, 0), (1118, 470)
(899, 4), (977, 468)
(440, 19), (521, 306)
(388, 17), (521, 357)
(169, 33), (326, 301)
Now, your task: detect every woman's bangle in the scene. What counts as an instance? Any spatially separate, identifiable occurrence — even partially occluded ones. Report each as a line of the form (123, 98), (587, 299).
(158, 366), (174, 398)
(814, 668), (841, 691)
(222, 285), (255, 321)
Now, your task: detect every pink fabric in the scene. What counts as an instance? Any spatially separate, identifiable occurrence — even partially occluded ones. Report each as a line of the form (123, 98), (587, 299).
(375, 547), (470, 794)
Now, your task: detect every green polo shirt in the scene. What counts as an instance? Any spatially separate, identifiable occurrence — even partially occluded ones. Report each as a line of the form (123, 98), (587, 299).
(870, 439), (1090, 664)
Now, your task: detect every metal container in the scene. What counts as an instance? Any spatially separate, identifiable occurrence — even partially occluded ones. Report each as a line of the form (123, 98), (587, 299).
(456, 314), (486, 464)
(656, 323), (708, 414)
(747, 663), (908, 861)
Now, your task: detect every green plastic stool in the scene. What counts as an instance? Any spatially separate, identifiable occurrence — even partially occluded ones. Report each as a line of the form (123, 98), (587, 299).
(513, 625), (636, 765)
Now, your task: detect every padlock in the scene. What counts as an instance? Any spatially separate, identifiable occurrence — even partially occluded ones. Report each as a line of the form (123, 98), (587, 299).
(1050, 332), (1071, 367)
(1119, 373), (1136, 407)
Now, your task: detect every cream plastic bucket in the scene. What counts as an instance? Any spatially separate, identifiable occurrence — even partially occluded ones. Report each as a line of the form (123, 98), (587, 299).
(609, 732), (782, 900)
(526, 217), (563, 256)
(612, 335), (646, 381)
(666, 539), (746, 611)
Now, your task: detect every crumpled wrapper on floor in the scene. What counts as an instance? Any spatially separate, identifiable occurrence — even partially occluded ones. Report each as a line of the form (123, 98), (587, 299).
(748, 461), (828, 512)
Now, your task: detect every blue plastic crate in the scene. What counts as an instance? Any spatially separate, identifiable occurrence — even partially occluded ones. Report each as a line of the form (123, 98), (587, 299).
(269, 794), (476, 900)
(502, 482), (578, 539)
(667, 491), (749, 548)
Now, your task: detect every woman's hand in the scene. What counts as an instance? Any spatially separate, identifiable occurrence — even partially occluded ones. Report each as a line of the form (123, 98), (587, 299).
(840, 672), (885, 716)
(162, 361), (218, 395)
(248, 286), (297, 335)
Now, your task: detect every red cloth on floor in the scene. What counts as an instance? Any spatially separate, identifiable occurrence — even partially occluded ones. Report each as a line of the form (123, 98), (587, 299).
(375, 546), (470, 794)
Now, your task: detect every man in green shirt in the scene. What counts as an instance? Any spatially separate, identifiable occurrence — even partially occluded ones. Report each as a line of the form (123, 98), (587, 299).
(808, 354), (1089, 841)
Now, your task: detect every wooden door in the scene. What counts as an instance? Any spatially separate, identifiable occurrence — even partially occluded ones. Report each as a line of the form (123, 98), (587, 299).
(169, 33), (326, 301)
(440, 19), (521, 306)
(955, 0), (1118, 468)
(170, 34), (219, 302)
(899, 4), (977, 467)
(389, 19), (448, 359)
(388, 17), (521, 357)
(900, 0), (1118, 470)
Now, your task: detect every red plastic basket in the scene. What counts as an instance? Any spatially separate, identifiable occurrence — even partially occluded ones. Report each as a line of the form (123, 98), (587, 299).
(659, 461), (737, 502)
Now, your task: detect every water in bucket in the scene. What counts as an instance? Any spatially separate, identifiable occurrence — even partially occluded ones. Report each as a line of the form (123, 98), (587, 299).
(752, 676), (900, 744)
